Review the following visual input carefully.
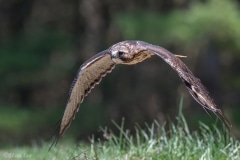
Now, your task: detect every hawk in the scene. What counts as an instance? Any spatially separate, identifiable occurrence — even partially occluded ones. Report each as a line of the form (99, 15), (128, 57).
(53, 40), (231, 144)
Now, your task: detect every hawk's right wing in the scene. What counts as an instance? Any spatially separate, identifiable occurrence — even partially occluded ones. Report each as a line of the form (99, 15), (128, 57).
(59, 50), (115, 137)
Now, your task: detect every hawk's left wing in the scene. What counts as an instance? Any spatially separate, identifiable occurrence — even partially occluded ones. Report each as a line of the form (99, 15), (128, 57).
(142, 42), (231, 130)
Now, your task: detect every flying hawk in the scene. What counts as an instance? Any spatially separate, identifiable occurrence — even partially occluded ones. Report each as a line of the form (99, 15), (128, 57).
(53, 40), (231, 144)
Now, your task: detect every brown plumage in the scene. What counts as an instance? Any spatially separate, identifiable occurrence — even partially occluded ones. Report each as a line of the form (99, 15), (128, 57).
(52, 40), (231, 146)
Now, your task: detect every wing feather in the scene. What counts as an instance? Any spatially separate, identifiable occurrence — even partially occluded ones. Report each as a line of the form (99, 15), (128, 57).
(143, 42), (231, 129)
(59, 50), (115, 136)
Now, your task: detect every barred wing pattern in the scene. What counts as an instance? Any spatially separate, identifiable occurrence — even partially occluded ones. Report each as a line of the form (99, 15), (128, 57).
(59, 50), (115, 136)
(144, 42), (231, 129)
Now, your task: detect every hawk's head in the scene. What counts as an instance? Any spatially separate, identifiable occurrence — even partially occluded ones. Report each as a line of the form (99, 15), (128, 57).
(109, 41), (152, 65)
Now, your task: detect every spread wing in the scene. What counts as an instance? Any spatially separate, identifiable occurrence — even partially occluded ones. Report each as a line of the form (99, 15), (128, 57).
(143, 42), (231, 129)
(49, 50), (115, 149)
(58, 50), (115, 137)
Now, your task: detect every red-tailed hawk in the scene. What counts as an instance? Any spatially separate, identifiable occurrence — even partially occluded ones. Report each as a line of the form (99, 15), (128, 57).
(52, 40), (231, 146)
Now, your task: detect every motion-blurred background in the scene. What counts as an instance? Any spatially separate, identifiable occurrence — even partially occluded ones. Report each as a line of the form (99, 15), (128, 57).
(0, 0), (239, 147)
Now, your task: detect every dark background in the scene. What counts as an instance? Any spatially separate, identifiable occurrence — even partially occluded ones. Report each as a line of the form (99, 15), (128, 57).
(0, 0), (240, 147)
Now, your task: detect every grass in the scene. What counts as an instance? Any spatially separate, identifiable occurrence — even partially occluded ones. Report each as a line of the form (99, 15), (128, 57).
(1, 100), (239, 160)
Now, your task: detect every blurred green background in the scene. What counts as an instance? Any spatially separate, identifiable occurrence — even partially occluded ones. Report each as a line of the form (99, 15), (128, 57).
(0, 0), (240, 147)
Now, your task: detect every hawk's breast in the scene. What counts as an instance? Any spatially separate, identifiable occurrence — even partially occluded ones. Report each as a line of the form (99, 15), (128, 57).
(123, 51), (153, 65)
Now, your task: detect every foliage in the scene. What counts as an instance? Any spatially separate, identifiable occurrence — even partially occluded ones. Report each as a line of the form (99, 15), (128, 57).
(0, 31), (74, 106)
(0, 0), (240, 147)
(0, 102), (239, 160)
(116, 0), (240, 51)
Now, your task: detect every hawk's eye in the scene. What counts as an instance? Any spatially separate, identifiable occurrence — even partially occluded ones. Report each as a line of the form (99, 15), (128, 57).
(118, 51), (124, 57)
